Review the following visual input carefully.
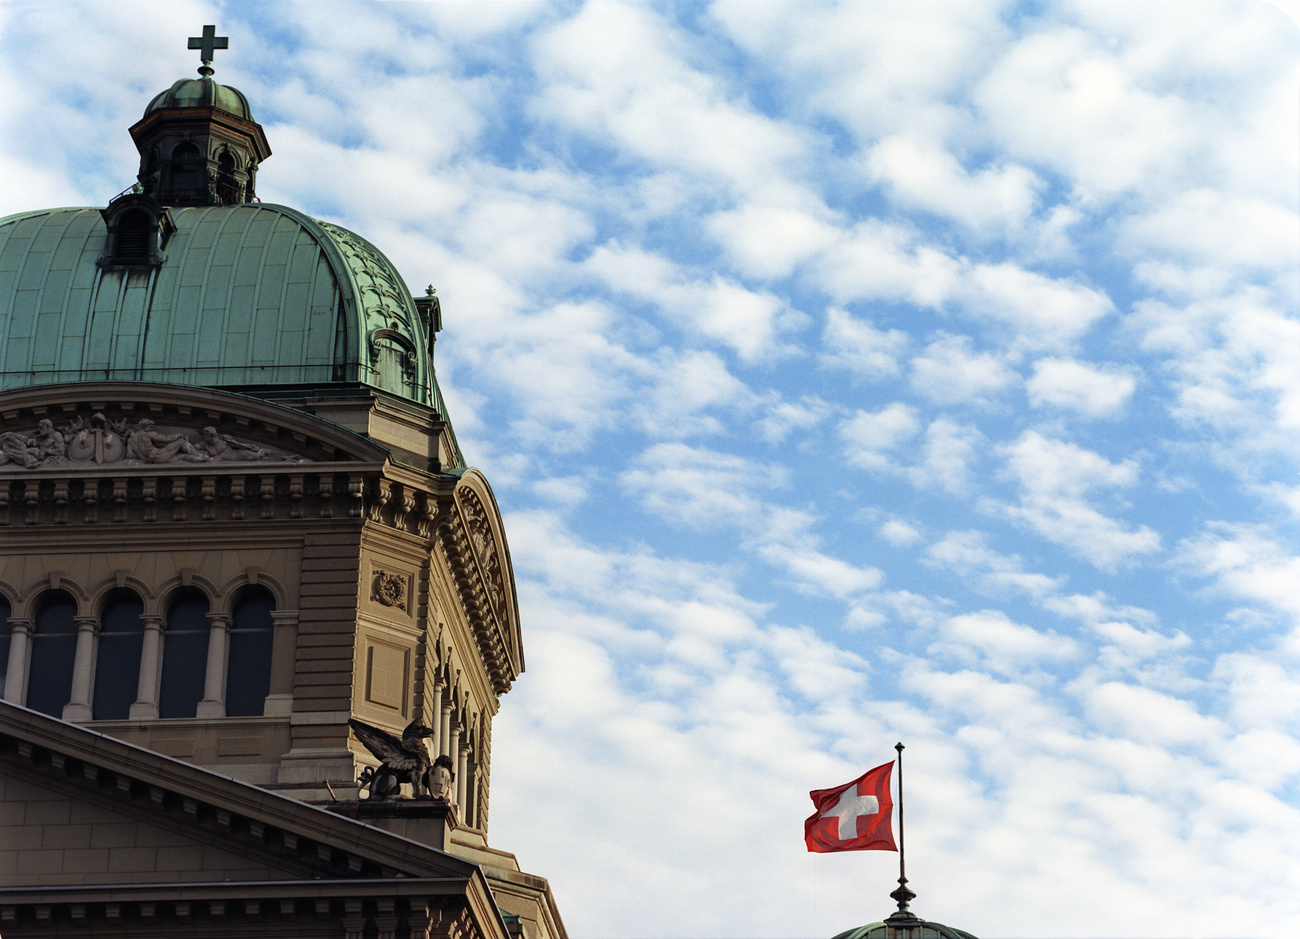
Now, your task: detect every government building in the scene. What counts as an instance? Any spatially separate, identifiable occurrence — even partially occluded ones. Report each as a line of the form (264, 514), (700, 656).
(0, 29), (565, 939)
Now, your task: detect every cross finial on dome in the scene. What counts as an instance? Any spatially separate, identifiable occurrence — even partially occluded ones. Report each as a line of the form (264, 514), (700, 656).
(188, 25), (228, 78)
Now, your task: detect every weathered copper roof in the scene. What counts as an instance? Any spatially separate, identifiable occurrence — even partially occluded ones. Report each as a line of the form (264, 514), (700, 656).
(0, 203), (440, 410)
(144, 76), (253, 120)
(831, 921), (979, 939)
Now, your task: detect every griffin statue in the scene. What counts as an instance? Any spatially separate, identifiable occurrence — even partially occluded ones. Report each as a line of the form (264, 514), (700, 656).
(349, 718), (455, 801)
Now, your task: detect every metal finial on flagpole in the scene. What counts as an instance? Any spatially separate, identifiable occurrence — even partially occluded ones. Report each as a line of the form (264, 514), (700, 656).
(886, 741), (919, 924)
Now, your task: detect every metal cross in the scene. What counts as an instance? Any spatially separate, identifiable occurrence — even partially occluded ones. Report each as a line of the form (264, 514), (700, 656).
(188, 25), (228, 67)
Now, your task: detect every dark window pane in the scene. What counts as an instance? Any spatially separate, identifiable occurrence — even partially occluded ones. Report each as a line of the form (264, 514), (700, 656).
(159, 591), (209, 719)
(0, 598), (10, 699)
(226, 590), (274, 717)
(93, 591), (143, 721)
(28, 592), (77, 718)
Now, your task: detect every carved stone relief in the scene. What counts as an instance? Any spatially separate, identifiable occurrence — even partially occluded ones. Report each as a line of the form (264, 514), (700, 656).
(0, 411), (306, 470)
(459, 494), (505, 614)
(371, 570), (409, 612)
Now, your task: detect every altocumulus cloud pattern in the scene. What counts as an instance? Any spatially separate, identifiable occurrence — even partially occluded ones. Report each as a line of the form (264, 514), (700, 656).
(3, 2), (1300, 936)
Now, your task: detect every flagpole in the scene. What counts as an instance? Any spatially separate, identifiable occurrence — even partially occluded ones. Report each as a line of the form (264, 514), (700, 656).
(887, 741), (917, 922)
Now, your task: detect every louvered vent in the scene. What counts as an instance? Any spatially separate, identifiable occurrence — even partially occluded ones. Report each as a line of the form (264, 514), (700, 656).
(116, 209), (151, 265)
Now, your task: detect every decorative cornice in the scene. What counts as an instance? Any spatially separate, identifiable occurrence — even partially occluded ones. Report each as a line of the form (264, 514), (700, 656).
(437, 489), (514, 696)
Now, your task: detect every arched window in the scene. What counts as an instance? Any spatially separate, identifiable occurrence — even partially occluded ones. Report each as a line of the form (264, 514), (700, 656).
(226, 588), (274, 717)
(0, 597), (10, 699)
(27, 592), (77, 718)
(140, 150), (160, 197)
(93, 590), (144, 721)
(159, 589), (209, 718)
(370, 331), (420, 399)
(170, 142), (204, 204)
(115, 209), (151, 265)
(216, 150), (239, 205)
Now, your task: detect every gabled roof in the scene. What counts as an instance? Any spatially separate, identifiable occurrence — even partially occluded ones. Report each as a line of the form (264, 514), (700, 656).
(0, 700), (509, 937)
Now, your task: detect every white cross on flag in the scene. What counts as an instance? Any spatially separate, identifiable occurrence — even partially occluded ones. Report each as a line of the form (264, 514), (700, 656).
(805, 760), (897, 853)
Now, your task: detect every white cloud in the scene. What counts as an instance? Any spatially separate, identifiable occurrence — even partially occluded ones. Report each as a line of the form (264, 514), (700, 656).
(879, 518), (923, 546)
(1177, 523), (1300, 623)
(532, 1), (809, 196)
(755, 395), (830, 443)
(908, 418), (982, 493)
(910, 334), (1015, 405)
(866, 135), (1041, 233)
(962, 262), (1114, 349)
(638, 350), (751, 438)
(994, 432), (1161, 569)
(820, 307), (909, 378)
(973, 24), (1194, 200)
(621, 443), (782, 528)
(1027, 357), (1137, 418)
(1078, 680), (1225, 749)
(1123, 188), (1300, 277)
(585, 242), (793, 361)
(839, 403), (920, 471)
(931, 610), (1078, 676)
(927, 530), (1064, 598)
(706, 203), (840, 280)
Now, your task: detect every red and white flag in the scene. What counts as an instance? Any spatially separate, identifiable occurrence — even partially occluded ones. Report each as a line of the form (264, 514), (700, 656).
(804, 760), (896, 853)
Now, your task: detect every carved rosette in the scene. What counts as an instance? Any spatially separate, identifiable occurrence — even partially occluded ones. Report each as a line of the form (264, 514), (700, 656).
(371, 570), (409, 612)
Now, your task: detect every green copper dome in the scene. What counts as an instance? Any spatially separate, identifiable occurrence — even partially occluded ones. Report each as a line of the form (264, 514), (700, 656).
(831, 920), (978, 939)
(144, 77), (253, 121)
(0, 203), (441, 410)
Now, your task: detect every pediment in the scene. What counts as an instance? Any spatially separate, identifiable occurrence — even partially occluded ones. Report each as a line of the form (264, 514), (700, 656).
(0, 382), (389, 470)
(0, 701), (476, 885)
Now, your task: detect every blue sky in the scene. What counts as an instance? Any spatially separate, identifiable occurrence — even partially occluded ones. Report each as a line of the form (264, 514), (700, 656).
(4, 1), (1300, 936)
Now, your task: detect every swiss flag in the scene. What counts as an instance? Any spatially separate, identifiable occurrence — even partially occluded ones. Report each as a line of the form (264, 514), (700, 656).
(805, 761), (896, 853)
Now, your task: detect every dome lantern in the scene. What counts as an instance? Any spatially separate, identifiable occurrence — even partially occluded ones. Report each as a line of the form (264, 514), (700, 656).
(128, 26), (271, 207)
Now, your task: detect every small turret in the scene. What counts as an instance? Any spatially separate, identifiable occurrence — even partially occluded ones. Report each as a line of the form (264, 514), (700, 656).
(128, 26), (271, 206)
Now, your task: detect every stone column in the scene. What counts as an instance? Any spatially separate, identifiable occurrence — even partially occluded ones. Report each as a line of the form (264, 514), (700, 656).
(447, 720), (461, 803)
(130, 614), (165, 719)
(62, 615), (101, 721)
(3, 618), (33, 705)
(457, 739), (471, 813)
(440, 700), (453, 759)
(429, 679), (444, 755)
(263, 610), (299, 717)
(196, 612), (232, 718)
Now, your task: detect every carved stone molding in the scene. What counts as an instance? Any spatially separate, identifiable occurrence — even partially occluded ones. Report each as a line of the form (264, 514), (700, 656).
(0, 470), (362, 528)
(0, 411), (306, 471)
(437, 492), (512, 696)
(458, 491), (505, 616)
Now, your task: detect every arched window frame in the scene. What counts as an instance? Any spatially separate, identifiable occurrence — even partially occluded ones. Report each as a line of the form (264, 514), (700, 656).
(158, 587), (212, 719)
(225, 585), (276, 717)
(98, 193), (174, 270)
(91, 589), (146, 722)
(26, 591), (79, 719)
